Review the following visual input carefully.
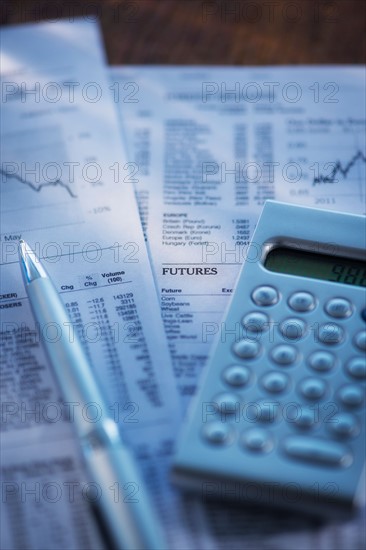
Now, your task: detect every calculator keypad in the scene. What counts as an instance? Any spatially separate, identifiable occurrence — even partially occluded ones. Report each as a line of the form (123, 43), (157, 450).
(208, 286), (365, 465)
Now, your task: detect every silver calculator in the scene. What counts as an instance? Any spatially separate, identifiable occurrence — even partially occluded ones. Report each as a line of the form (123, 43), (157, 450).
(172, 201), (366, 518)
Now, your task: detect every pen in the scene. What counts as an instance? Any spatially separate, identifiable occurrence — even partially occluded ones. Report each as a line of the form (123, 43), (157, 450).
(19, 240), (166, 550)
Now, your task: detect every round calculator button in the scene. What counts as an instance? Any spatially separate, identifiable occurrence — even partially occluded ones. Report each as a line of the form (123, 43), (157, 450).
(202, 422), (235, 446)
(328, 413), (359, 438)
(354, 330), (366, 351)
(233, 339), (261, 359)
(242, 311), (269, 333)
(280, 318), (307, 341)
(298, 377), (327, 400)
(261, 371), (289, 394)
(223, 365), (251, 387)
(251, 286), (279, 307)
(317, 323), (344, 345)
(271, 344), (298, 366)
(256, 400), (279, 423)
(345, 357), (366, 380)
(325, 298), (353, 319)
(293, 408), (315, 429)
(213, 392), (240, 416)
(288, 291), (316, 313)
(338, 384), (364, 408)
(241, 428), (274, 453)
(308, 351), (336, 372)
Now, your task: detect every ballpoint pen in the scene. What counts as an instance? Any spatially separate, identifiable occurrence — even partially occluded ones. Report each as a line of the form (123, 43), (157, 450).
(19, 240), (166, 550)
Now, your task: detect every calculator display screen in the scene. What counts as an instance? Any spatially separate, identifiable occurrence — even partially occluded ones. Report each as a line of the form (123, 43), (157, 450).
(265, 247), (366, 287)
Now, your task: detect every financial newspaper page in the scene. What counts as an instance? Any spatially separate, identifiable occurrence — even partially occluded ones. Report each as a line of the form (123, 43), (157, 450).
(0, 20), (186, 549)
(111, 65), (365, 407)
(111, 65), (365, 549)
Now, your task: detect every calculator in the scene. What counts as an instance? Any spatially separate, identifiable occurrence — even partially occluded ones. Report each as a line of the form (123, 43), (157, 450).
(172, 201), (366, 518)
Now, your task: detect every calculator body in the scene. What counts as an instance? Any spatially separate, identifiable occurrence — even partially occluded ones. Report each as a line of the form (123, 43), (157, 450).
(172, 201), (366, 518)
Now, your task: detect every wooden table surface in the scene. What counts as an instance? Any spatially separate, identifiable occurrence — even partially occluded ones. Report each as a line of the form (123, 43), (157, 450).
(1, 0), (365, 65)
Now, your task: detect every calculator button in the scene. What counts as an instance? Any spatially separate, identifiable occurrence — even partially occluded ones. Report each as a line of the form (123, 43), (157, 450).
(325, 298), (353, 319)
(317, 323), (344, 345)
(242, 311), (269, 333)
(345, 357), (366, 380)
(293, 408), (315, 429)
(338, 384), (364, 408)
(298, 377), (327, 400)
(233, 339), (261, 359)
(328, 413), (359, 438)
(354, 330), (366, 351)
(257, 400), (280, 422)
(308, 351), (335, 372)
(251, 286), (279, 307)
(241, 428), (274, 453)
(283, 436), (353, 467)
(280, 318), (307, 340)
(271, 344), (297, 366)
(261, 371), (289, 393)
(288, 292), (316, 312)
(223, 365), (251, 387)
(202, 422), (235, 445)
(213, 392), (240, 415)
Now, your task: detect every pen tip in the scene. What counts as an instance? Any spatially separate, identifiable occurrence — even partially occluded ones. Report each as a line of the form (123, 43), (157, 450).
(19, 239), (29, 259)
(19, 239), (25, 254)
(19, 240), (48, 282)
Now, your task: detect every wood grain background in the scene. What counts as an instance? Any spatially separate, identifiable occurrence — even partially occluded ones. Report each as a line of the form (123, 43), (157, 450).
(1, 0), (365, 65)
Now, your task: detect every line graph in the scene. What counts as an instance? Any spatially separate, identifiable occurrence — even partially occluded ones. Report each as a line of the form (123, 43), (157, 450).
(278, 117), (366, 212)
(0, 167), (77, 198)
(313, 150), (366, 186)
(0, 125), (83, 235)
